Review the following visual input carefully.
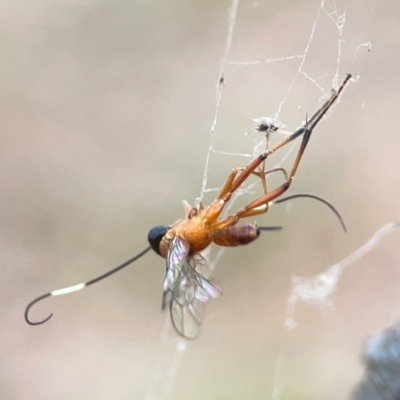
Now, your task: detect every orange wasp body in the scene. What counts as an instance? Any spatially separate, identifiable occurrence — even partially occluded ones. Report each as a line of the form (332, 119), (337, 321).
(157, 199), (259, 258)
(25, 75), (351, 339)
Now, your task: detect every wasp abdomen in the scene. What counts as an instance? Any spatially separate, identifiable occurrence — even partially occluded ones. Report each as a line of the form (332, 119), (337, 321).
(212, 223), (259, 247)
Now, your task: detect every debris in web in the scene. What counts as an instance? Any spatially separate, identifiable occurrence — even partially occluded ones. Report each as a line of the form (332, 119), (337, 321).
(252, 117), (279, 133)
(286, 221), (400, 329)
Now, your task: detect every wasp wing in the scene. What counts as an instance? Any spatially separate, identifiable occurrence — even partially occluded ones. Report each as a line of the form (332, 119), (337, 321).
(162, 236), (222, 339)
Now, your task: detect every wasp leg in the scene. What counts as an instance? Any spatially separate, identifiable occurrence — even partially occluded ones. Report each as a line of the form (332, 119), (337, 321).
(251, 167), (289, 194)
(209, 167), (288, 228)
(213, 204), (270, 231)
(211, 215), (238, 231)
(223, 74), (351, 200)
(212, 75), (351, 225)
(217, 168), (241, 199)
(218, 166), (288, 201)
(234, 123), (312, 219)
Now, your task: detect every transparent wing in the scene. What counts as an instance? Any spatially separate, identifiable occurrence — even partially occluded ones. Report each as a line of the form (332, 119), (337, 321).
(162, 236), (222, 339)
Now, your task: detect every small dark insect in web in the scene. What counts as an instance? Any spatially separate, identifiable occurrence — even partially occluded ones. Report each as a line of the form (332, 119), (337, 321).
(252, 116), (279, 133)
(24, 74), (352, 340)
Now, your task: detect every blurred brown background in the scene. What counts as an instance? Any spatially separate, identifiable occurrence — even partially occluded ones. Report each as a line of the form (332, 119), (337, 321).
(2, 0), (400, 399)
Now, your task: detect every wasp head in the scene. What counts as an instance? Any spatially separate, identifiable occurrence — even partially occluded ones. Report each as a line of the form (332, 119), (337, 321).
(148, 225), (169, 256)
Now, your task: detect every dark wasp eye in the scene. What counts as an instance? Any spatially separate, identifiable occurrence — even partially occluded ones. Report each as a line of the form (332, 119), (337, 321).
(147, 225), (169, 255)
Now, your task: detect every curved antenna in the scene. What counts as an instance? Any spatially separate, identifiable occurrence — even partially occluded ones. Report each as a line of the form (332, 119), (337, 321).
(273, 193), (347, 233)
(25, 245), (152, 326)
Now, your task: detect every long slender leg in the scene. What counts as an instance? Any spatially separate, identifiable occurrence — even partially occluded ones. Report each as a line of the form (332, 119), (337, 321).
(223, 74), (351, 200)
(234, 111), (315, 218)
(218, 74), (351, 201)
(212, 168), (289, 229)
(217, 168), (240, 199)
(218, 74), (351, 220)
(216, 124), (310, 222)
(251, 167), (289, 187)
(217, 167), (288, 199)
(211, 74), (351, 227)
(257, 131), (271, 194)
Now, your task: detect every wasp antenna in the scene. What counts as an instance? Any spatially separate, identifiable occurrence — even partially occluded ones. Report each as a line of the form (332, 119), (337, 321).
(273, 194), (347, 233)
(25, 293), (53, 325)
(258, 226), (283, 231)
(25, 245), (152, 326)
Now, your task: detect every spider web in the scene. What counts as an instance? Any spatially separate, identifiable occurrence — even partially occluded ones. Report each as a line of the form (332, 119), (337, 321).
(2, 1), (398, 399)
(144, 1), (399, 399)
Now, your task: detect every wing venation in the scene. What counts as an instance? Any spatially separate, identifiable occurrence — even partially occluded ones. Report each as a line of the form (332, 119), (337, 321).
(163, 236), (222, 339)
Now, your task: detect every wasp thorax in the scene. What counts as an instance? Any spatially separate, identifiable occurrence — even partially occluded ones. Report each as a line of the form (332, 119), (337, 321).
(148, 225), (169, 255)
